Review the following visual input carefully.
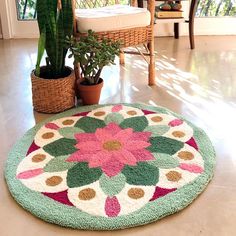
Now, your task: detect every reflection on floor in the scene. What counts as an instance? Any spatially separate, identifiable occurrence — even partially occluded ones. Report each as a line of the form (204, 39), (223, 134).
(0, 36), (236, 236)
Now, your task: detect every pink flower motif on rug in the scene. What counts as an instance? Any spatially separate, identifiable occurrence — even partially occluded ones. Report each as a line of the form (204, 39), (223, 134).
(67, 122), (154, 177)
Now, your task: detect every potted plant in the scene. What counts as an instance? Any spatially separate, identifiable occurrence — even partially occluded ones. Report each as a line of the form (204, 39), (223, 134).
(31, 0), (75, 113)
(67, 30), (120, 105)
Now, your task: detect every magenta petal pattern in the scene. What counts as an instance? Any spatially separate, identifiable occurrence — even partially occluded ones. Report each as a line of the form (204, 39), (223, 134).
(67, 122), (154, 176)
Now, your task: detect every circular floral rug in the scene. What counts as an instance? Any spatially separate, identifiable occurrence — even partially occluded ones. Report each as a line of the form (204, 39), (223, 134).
(5, 103), (215, 230)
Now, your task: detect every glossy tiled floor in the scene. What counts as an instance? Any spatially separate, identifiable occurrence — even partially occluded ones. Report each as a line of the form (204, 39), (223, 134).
(0, 36), (236, 236)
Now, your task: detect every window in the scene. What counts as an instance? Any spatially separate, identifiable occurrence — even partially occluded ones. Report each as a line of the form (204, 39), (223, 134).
(17, 0), (36, 20)
(196, 0), (236, 17)
(16, 0), (130, 21)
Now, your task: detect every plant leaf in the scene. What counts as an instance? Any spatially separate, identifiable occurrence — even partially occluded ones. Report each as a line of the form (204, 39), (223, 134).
(75, 117), (106, 133)
(122, 162), (159, 186)
(43, 138), (77, 157)
(147, 136), (184, 155)
(99, 173), (126, 196)
(35, 27), (46, 76)
(58, 127), (84, 139)
(44, 155), (76, 172)
(67, 162), (102, 188)
(120, 116), (148, 131)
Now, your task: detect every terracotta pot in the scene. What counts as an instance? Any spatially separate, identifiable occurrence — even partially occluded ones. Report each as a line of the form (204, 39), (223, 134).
(31, 66), (76, 113)
(77, 79), (104, 105)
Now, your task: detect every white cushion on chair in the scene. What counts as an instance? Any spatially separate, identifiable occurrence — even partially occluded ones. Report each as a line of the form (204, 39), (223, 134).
(75, 4), (151, 33)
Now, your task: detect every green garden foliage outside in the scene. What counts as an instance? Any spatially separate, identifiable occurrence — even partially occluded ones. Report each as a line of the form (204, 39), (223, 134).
(17, 0), (236, 20)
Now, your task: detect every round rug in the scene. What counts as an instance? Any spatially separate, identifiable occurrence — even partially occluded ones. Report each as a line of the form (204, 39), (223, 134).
(5, 103), (215, 230)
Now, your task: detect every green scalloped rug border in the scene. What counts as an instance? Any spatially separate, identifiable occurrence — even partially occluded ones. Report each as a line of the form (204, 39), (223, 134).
(4, 103), (216, 230)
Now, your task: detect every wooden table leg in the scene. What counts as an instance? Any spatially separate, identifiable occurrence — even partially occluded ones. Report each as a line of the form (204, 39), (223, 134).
(174, 0), (181, 39)
(189, 20), (194, 49)
(174, 23), (179, 39)
(137, 0), (144, 8)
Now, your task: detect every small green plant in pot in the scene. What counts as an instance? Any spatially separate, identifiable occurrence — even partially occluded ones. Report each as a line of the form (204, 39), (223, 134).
(67, 30), (120, 105)
(32, 0), (75, 113)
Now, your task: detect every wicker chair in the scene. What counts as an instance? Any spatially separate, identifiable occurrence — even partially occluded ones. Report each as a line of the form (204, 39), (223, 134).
(72, 0), (156, 85)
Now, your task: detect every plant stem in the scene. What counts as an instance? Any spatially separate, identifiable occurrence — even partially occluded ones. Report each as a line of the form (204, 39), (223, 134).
(80, 64), (86, 78)
(95, 68), (102, 84)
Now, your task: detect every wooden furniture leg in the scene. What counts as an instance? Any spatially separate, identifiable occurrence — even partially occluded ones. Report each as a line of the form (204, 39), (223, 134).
(137, 0), (144, 8)
(134, 0), (156, 85)
(147, 0), (156, 85)
(119, 50), (125, 65)
(148, 42), (155, 86)
(188, 0), (198, 49)
(174, 23), (179, 39)
(174, 0), (181, 39)
(189, 20), (194, 49)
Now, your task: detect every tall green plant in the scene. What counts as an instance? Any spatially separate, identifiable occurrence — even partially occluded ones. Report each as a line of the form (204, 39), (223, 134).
(35, 0), (73, 78)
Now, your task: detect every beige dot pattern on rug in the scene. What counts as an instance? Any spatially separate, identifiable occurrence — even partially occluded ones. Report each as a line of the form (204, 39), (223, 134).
(178, 151), (194, 160)
(166, 171), (182, 182)
(42, 132), (55, 139)
(94, 111), (106, 117)
(127, 110), (137, 116)
(128, 188), (145, 199)
(78, 188), (96, 200)
(31, 154), (46, 163)
(172, 131), (185, 138)
(45, 176), (63, 186)
(151, 116), (163, 122)
(62, 119), (75, 125)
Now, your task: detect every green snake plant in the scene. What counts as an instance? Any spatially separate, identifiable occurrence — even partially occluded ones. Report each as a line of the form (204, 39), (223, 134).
(35, 0), (73, 78)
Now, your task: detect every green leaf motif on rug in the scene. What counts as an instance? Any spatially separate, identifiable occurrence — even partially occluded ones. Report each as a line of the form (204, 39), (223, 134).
(44, 155), (76, 172)
(122, 162), (159, 186)
(120, 116), (148, 132)
(99, 173), (126, 196)
(149, 153), (179, 169)
(147, 136), (184, 155)
(67, 162), (102, 188)
(58, 127), (84, 139)
(75, 117), (106, 133)
(43, 138), (77, 157)
(144, 125), (169, 137)
(104, 113), (124, 125)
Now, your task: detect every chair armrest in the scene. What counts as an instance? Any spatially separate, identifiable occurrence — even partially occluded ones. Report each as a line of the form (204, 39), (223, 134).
(147, 0), (155, 25)
(131, 0), (155, 26)
(72, 0), (77, 34)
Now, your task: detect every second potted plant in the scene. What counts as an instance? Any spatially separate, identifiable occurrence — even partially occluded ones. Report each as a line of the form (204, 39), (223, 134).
(67, 30), (120, 105)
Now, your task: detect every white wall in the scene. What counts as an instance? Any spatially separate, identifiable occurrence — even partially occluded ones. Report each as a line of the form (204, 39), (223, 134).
(154, 18), (236, 37)
(0, 1), (11, 38)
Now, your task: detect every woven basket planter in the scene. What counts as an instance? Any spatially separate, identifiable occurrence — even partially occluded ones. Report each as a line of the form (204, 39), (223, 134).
(31, 66), (76, 113)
